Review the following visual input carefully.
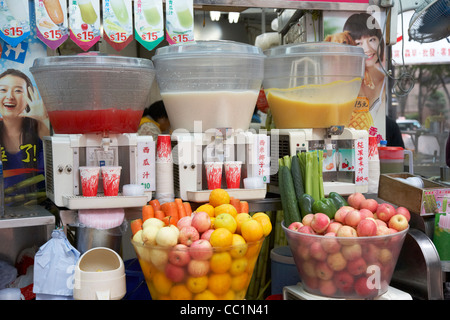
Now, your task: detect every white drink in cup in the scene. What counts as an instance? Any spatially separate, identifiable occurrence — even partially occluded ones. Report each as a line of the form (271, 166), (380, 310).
(79, 166), (100, 197)
(101, 166), (122, 196)
(205, 162), (223, 190)
(224, 161), (242, 189)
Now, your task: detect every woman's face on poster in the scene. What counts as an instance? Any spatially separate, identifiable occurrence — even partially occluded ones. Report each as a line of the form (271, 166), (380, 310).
(0, 74), (28, 118)
(355, 35), (381, 68)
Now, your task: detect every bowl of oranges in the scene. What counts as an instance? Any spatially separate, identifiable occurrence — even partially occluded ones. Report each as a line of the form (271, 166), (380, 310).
(130, 189), (272, 300)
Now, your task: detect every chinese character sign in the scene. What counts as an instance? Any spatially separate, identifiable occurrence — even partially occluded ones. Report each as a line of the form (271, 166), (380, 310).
(137, 140), (156, 192)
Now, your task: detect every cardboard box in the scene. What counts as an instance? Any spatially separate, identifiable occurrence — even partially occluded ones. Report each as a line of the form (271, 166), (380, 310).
(378, 173), (450, 215)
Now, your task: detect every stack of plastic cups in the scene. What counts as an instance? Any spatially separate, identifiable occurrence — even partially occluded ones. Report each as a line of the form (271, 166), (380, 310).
(368, 136), (380, 194)
(155, 135), (174, 203)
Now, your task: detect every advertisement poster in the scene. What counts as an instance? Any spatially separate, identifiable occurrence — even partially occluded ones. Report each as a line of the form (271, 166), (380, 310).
(323, 10), (387, 140)
(0, 0), (31, 47)
(102, 0), (134, 52)
(0, 0), (49, 207)
(165, 0), (194, 44)
(134, 0), (164, 51)
(35, 0), (69, 50)
(69, 0), (101, 51)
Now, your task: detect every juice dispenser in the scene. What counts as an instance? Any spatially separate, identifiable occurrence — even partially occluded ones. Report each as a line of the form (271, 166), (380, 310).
(263, 42), (369, 195)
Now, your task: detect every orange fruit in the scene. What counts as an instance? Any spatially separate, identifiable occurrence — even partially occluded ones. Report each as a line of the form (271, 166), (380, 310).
(170, 284), (193, 300)
(230, 257), (248, 276)
(240, 219), (264, 242)
(214, 213), (237, 233)
(208, 273), (231, 296)
(209, 227), (233, 247)
(214, 204), (237, 218)
(186, 275), (209, 294)
(210, 251), (232, 273)
(196, 204), (215, 218)
(252, 212), (272, 237)
(235, 213), (252, 234)
(194, 289), (217, 300)
(231, 272), (249, 292)
(230, 234), (247, 258)
(209, 188), (230, 207)
(218, 290), (235, 300)
(152, 271), (173, 296)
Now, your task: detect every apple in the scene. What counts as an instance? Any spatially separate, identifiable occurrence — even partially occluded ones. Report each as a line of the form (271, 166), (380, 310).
(359, 198), (378, 213)
(346, 257), (367, 276)
(325, 221), (342, 234)
(388, 214), (409, 231)
(336, 225), (357, 238)
(347, 192), (366, 209)
(178, 226), (200, 246)
(298, 225), (316, 235)
(376, 203), (396, 223)
(155, 226), (179, 246)
(141, 225), (159, 245)
(189, 239), (213, 260)
(133, 229), (143, 243)
(200, 229), (214, 241)
(191, 211), (211, 233)
(168, 244), (191, 267)
(177, 216), (193, 229)
(396, 206), (411, 222)
(377, 248), (393, 265)
(303, 276), (319, 290)
(319, 279), (337, 296)
(296, 244), (311, 260)
(341, 243), (362, 261)
(344, 209), (362, 228)
(165, 263), (186, 282)
(149, 249), (169, 270)
(302, 260), (317, 278)
(376, 225), (391, 236)
(187, 259), (210, 277)
(375, 219), (387, 228)
(321, 233), (341, 254)
(315, 261), (334, 280)
(142, 217), (165, 229)
(288, 221), (304, 232)
(359, 208), (374, 220)
(327, 252), (347, 271)
(310, 213), (331, 234)
(356, 218), (378, 237)
(333, 270), (354, 293)
(302, 214), (314, 226)
(354, 276), (378, 298)
(362, 243), (381, 264)
(334, 206), (353, 224)
(310, 241), (327, 261)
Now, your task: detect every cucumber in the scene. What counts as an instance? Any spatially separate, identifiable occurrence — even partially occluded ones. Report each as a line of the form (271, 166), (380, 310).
(279, 163), (302, 226)
(290, 154), (304, 200)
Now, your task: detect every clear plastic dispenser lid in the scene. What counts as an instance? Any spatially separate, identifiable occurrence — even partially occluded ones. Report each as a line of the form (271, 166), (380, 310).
(264, 42), (366, 59)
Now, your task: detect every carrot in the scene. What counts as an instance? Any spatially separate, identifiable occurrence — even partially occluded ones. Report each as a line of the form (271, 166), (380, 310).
(175, 198), (187, 219)
(161, 201), (179, 225)
(240, 201), (249, 213)
(183, 202), (192, 216)
(150, 199), (161, 212)
(230, 197), (241, 213)
(130, 218), (143, 236)
(155, 210), (165, 220)
(142, 204), (155, 221)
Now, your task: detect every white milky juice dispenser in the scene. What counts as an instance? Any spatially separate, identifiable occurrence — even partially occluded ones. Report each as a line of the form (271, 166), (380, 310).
(263, 42), (369, 195)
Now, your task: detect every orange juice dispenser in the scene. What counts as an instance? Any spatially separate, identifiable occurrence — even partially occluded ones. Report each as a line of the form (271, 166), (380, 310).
(30, 53), (156, 209)
(263, 42), (369, 195)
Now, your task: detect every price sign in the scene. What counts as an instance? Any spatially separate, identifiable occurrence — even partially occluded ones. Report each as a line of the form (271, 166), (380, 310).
(0, 0), (31, 46)
(35, 0), (68, 50)
(165, 0), (194, 45)
(103, 0), (133, 52)
(69, 0), (100, 51)
(134, 0), (163, 50)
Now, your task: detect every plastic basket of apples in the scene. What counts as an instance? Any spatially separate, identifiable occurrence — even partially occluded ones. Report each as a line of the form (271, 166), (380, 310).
(130, 192), (271, 300)
(283, 193), (410, 299)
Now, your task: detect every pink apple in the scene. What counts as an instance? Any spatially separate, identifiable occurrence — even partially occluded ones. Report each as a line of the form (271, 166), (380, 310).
(187, 259), (210, 277)
(362, 243), (381, 264)
(396, 206), (411, 222)
(336, 225), (357, 238)
(356, 218), (378, 237)
(346, 257), (367, 276)
(310, 241), (327, 261)
(377, 248), (393, 265)
(333, 270), (355, 293)
(298, 225), (316, 235)
(296, 244), (311, 261)
(347, 192), (366, 209)
(177, 216), (192, 229)
(302, 214), (314, 226)
(189, 239), (213, 260)
(302, 260), (317, 278)
(321, 233), (341, 254)
(303, 275), (319, 290)
(310, 213), (331, 234)
(327, 252), (347, 271)
(344, 209), (362, 228)
(165, 263), (186, 282)
(359, 208), (374, 220)
(315, 261), (334, 280)
(319, 279), (337, 296)
(200, 229), (214, 241)
(359, 198), (379, 213)
(326, 221), (342, 234)
(288, 221), (304, 232)
(334, 206), (353, 224)
(375, 219), (387, 228)
(168, 244), (191, 267)
(191, 211), (211, 233)
(376, 225), (391, 236)
(388, 214), (409, 231)
(341, 243), (362, 261)
(376, 203), (396, 223)
(178, 226), (199, 246)
(354, 276), (378, 298)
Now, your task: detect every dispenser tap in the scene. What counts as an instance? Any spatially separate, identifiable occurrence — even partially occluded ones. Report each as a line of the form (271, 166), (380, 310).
(101, 137), (111, 152)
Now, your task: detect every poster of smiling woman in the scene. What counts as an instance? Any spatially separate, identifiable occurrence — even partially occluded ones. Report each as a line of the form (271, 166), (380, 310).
(0, 0), (48, 207)
(324, 9), (387, 140)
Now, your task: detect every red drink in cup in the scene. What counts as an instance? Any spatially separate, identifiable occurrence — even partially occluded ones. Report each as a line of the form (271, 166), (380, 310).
(224, 161), (242, 189)
(205, 162), (222, 190)
(101, 166), (122, 196)
(79, 166), (100, 197)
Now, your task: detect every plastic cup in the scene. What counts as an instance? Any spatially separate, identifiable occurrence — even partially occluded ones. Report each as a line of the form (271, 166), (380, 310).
(224, 161), (242, 189)
(101, 166), (122, 196)
(205, 162), (222, 190)
(79, 166), (100, 197)
(156, 134), (172, 162)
